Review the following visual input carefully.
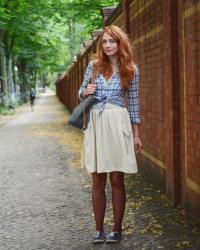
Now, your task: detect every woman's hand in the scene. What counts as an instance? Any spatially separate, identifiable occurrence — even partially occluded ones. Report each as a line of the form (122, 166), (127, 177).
(82, 84), (96, 97)
(134, 136), (143, 154)
(132, 124), (142, 154)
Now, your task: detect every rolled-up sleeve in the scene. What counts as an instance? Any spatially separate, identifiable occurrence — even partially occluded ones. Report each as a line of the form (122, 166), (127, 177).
(78, 61), (93, 101)
(128, 65), (141, 124)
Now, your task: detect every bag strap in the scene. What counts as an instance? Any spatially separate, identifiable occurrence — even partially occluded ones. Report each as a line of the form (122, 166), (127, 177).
(83, 104), (86, 130)
(83, 63), (96, 130)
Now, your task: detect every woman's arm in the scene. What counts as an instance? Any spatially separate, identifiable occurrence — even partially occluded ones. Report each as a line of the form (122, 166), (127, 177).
(78, 61), (94, 100)
(128, 65), (141, 124)
(128, 65), (142, 153)
(132, 124), (142, 153)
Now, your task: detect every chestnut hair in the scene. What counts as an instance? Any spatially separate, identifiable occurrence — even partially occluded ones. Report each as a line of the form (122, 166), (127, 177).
(94, 25), (135, 90)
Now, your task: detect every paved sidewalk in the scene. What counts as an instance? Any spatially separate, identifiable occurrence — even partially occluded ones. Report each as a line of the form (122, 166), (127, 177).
(0, 91), (199, 250)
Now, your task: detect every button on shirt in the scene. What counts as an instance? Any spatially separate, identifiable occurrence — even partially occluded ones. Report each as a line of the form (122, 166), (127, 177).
(78, 61), (141, 124)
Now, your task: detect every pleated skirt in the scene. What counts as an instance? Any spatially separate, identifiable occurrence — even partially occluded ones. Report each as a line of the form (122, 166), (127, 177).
(81, 103), (138, 174)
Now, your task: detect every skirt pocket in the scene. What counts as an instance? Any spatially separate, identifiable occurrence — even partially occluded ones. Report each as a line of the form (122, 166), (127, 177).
(121, 109), (134, 155)
(123, 126), (132, 154)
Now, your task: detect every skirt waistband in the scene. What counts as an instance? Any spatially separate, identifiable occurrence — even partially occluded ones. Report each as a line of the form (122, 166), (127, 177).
(92, 103), (125, 110)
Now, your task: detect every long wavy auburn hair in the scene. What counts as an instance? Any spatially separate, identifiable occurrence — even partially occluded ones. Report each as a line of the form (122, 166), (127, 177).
(94, 25), (135, 90)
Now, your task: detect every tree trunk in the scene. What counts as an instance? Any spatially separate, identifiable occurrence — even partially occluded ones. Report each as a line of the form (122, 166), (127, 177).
(17, 59), (28, 102)
(12, 56), (17, 92)
(4, 31), (17, 105)
(68, 18), (76, 60)
(7, 54), (16, 104)
(0, 30), (9, 106)
(33, 70), (37, 88)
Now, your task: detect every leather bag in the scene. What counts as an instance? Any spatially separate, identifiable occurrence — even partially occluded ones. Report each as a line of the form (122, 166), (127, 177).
(68, 65), (97, 130)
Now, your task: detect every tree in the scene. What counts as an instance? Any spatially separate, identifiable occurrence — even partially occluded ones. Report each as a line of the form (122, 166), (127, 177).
(0, 0), (119, 107)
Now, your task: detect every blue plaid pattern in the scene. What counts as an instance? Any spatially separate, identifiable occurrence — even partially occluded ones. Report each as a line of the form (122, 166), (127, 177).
(78, 61), (141, 124)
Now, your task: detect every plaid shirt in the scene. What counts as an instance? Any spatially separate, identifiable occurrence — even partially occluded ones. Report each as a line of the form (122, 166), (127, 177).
(78, 61), (141, 124)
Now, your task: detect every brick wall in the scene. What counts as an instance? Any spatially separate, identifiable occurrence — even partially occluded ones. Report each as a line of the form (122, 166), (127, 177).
(178, 0), (200, 219)
(129, 0), (166, 187)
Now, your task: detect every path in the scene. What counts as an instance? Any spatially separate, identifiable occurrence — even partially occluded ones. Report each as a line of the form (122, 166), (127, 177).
(0, 91), (199, 250)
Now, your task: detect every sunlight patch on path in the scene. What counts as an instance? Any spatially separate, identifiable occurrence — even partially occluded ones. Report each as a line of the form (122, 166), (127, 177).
(26, 99), (83, 170)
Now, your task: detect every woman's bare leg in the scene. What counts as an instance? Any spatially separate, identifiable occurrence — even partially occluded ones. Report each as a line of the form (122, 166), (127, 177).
(110, 172), (126, 232)
(92, 172), (107, 232)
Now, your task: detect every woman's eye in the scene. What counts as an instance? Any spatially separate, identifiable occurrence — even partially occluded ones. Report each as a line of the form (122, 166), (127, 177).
(102, 39), (115, 44)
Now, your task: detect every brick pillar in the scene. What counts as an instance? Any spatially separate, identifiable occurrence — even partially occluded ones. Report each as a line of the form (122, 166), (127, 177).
(91, 29), (102, 52)
(122, 0), (131, 34)
(101, 7), (115, 27)
(91, 29), (102, 40)
(165, 0), (181, 207)
(83, 40), (93, 65)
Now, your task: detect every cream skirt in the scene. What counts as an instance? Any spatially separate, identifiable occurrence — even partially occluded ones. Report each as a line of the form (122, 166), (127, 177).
(81, 103), (138, 174)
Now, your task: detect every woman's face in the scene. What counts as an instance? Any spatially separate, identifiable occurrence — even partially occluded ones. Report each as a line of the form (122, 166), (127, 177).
(102, 32), (118, 57)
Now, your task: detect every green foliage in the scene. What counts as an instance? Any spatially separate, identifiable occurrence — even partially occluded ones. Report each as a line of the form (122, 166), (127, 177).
(76, 0), (118, 28)
(53, 0), (119, 49)
(0, 0), (119, 93)
(0, 105), (15, 115)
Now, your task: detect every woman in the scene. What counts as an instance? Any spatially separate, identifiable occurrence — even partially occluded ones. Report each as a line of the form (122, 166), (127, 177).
(78, 25), (142, 244)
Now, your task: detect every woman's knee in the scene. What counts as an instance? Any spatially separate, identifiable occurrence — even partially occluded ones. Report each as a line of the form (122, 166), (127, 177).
(92, 173), (107, 191)
(110, 172), (124, 189)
